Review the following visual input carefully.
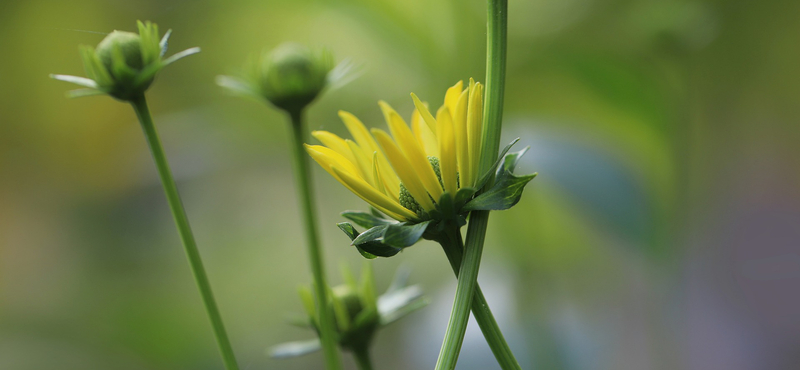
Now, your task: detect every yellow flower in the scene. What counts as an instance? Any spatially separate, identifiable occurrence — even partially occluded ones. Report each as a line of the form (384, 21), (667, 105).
(305, 79), (484, 222)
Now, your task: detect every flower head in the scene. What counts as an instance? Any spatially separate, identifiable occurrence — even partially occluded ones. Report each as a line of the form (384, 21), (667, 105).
(270, 264), (427, 358)
(217, 43), (358, 114)
(306, 79), (485, 223)
(309, 80), (536, 256)
(50, 21), (200, 102)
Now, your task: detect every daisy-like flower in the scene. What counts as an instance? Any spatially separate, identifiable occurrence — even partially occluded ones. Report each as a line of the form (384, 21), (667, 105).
(50, 21), (200, 102)
(306, 79), (535, 256)
(307, 79), (483, 222)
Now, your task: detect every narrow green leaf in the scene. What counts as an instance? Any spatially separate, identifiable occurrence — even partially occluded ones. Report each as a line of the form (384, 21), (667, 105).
(462, 149), (536, 211)
(337, 222), (400, 258)
(341, 210), (395, 229)
(382, 221), (432, 248)
(473, 137), (520, 191)
(351, 224), (390, 245)
(453, 187), (477, 210)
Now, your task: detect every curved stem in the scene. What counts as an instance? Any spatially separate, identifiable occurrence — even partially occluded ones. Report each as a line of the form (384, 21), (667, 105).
(288, 109), (342, 370)
(435, 0), (508, 368)
(130, 96), (240, 370)
(439, 231), (521, 369)
(353, 348), (374, 370)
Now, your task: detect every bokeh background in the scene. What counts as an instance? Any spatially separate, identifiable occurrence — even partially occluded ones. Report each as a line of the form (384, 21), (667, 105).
(2, 0), (799, 369)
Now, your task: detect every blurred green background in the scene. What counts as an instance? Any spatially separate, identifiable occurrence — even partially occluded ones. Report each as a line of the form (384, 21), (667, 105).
(1, 0), (799, 369)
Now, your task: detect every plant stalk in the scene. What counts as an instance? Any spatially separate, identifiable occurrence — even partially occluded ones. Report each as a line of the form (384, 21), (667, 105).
(287, 109), (342, 370)
(130, 96), (240, 370)
(435, 0), (509, 368)
(353, 348), (374, 370)
(438, 229), (521, 369)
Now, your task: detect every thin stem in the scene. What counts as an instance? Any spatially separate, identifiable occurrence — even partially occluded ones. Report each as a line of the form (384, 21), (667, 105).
(353, 348), (374, 370)
(287, 109), (343, 370)
(439, 231), (521, 369)
(435, 0), (509, 368)
(130, 96), (239, 370)
(434, 225), (487, 369)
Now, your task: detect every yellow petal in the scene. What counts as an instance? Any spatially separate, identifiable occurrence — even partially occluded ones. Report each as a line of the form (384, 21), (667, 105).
(412, 106), (439, 159)
(467, 81), (483, 188)
(307, 146), (409, 221)
(346, 139), (375, 186)
(312, 131), (357, 165)
(436, 106), (458, 197)
(453, 89), (471, 188)
(331, 166), (417, 221)
(338, 111), (381, 154)
(338, 110), (401, 197)
(372, 128), (436, 212)
(371, 152), (387, 196)
(379, 101), (444, 202)
(410, 93), (437, 134)
(444, 80), (464, 115)
(305, 144), (360, 180)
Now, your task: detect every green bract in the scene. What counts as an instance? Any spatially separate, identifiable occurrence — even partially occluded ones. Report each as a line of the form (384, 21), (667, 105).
(217, 43), (358, 114)
(270, 264), (428, 359)
(50, 21), (200, 102)
(338, 139), (537, 258)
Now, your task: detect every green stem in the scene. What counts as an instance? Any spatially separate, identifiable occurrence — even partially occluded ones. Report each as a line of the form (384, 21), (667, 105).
(435, 0), (508, 368)
(353, 348), (374, 370)
(287, 109), (342, 370)
(439, 230), (521, 369)
(130, 96), (239, 370)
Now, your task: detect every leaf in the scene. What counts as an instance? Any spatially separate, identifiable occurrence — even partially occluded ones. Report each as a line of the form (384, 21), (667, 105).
(337, 222), (400, 258)
(269, 339), (321, 359)
(473, 137), (520, 191)
(351, 224), (390, 245)
(341, 210), (395, 229)
(462, 148), (537, 211)
(382, 221), (432, 248)
(378, 285), (428, 326)
(453, 187), (477, 210)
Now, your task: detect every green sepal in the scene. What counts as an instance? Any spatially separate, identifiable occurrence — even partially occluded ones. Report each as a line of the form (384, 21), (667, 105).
(381, 220), (432, 248)
(341, 210), (396, 229)
(337, 222), (400, 258)
(378, 285), (429, 326)
(269, 338), (321, 358)
(473, 137), (520, 192)
(351, 224), (390, 245)
(453, 188), (477, 210)
(462, 148), (537, 211)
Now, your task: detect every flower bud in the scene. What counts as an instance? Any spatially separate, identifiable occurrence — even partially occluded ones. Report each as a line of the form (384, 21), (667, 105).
(96, 31), (145, 72)
(258, 43), (334, 113)
(51, 20), (200, 102)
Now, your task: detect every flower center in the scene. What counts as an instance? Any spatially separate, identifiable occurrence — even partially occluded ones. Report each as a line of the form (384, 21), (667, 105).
(399, 156), (444, 218)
